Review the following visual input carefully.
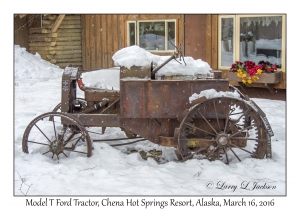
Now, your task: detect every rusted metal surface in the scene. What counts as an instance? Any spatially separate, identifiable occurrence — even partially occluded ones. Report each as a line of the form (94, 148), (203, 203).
(213, 70), (222, 79)
(61, 67), (80, 113)
(120, 79), (229, 119)
(157, 136), (177, 147)
(84, 89), (120, 103)
(120, 118), (180, 146)
(120, 65), (151, 79)
(72, 114), (121, 127)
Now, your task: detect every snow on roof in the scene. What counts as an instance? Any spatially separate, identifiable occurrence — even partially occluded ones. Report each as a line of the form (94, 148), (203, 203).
(112, 45), (212, 76)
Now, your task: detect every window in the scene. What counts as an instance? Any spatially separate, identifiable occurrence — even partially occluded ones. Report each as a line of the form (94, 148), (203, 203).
(218, 15), (286, 71)
(127, 20), (176, 52)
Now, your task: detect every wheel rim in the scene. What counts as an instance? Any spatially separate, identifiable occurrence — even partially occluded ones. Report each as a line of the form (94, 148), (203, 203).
(176, 97), (267, 164)
(22, 112), (92, 159)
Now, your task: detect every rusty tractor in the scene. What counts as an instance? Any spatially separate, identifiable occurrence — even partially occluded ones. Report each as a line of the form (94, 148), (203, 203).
(22, 45), (273, 164)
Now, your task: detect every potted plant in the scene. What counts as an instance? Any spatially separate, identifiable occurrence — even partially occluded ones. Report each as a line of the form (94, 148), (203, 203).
(228, 60), (282, 84)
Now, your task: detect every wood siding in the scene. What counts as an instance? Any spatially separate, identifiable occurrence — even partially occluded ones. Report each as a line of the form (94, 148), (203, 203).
(28, 15), (82, 69)
(81, 14), (124, 70)
(184, 15), (207, 61)
(81, 14), (184, 70)
(184, 14), (218, 69)
(14, 16), (30, 49)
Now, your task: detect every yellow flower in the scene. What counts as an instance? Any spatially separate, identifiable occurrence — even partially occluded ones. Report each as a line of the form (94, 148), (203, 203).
(242, 79), (246, 84)
(257, 69), (263, 75)
(247, 79), (253, 84)
(252, 76), (259, 80)
(242, 73), (247, 78)
(237, 69), (243, 73)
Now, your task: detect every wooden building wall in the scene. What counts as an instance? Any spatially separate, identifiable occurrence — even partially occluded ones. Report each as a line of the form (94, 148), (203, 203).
(81, 14), (184, 70)
(81, 14), (124, 70)
(14, 15), (41, 49)
(28, 14), (82, 69)
(184, 14), (218, 70)
(18, 14), (213, 71)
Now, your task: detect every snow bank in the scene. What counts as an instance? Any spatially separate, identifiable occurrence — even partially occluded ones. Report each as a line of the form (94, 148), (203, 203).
(112, 45), (212, 76)
(14, 45), (63, 80)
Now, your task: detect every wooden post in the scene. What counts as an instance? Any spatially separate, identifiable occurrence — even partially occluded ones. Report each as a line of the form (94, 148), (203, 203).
(51, 14), (65, 33)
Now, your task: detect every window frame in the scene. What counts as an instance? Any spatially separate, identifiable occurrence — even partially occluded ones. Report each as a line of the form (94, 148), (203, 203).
(218, 15), (236, 70)
(218, 14), (286, 72)
(127, 21), (136, 47)
(126, 19), (177, 52)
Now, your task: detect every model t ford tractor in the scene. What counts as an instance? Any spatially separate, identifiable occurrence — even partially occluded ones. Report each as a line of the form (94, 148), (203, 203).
(22, 44), (273, 164)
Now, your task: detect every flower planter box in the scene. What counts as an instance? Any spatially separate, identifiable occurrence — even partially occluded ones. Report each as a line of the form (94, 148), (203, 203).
(228, 71), (283, 84)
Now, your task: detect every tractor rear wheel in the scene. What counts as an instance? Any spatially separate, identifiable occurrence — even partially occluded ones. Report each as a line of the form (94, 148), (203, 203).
(175, 96), (268, 164)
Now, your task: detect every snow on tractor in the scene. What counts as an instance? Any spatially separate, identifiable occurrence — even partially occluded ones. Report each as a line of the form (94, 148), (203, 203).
(22, 44), (273, 164)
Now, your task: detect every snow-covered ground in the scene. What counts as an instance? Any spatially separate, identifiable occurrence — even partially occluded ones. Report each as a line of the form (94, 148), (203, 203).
(12, 44), (289, 209)
(14, 45), (286, 195)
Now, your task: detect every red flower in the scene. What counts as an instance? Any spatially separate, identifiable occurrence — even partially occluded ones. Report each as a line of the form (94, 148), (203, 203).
(248, 68), (257, 76)
(271, 64), (277, 70)
(230, 60), (278, 74)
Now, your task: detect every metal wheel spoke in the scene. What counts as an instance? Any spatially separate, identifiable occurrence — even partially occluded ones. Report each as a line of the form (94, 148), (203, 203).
(27, 140), (49, 146)
(212, 99), (221, 132)
(224, 107), (234, 133)
(63, 132), (76, 144)
(230, 143), (260, 158)
(34, 124), (52, 143)
(226, 108), (251, 132)
(207, 145), (219, 159)
(66, 134), (84, 146)
(62, 151), (68, 157)
(195, 145), (211, 154)
(229, 146), (241, 162)
(183, 122), (215, 136)
(42, 150), (51, 155)
(223, 147), (229, 165)
(179, 138), (216, 142)
(230, 111), (245, 116)
(197, 110), (218, 135)
(57, 126), (68, 142)
(229, 124), (254, 138)
(52, 118), (58, 140)
(230, 137), (267, 141)
(181, 145), (210, 161)
(64, 136), (85, 151)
